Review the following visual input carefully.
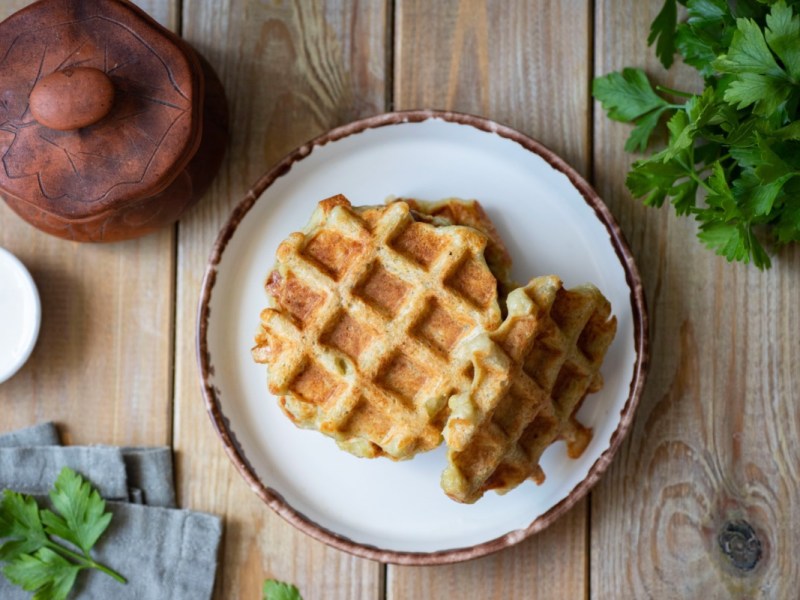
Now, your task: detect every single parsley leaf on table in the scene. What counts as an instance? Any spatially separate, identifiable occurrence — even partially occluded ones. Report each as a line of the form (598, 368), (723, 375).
(263, 578), (303, 600)
(0, 467), (126, 600)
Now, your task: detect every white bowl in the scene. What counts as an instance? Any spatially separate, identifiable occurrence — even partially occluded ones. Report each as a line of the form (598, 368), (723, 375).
(0, 247), (41, 384)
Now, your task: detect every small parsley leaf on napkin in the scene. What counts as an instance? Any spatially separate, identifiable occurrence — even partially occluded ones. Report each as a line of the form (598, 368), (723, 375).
(0, 467), (126, 600)
(263, 578), (303, 600)
(4, 548), (81, 600)
(41, 467), (113, 555)
(0, 492), (49, 561)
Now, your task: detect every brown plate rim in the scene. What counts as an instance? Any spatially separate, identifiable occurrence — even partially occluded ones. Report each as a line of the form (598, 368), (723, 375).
(196, 109), (649, 566)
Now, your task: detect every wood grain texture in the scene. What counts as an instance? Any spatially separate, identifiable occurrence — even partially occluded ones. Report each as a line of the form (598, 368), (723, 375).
(395, 0), (592, 178)
(0, 1), (176, 447)
(387, 503), (586, 598)
(592, 1), (800, 597)
(174, 1), (388, 598)
(391, 1), (591, 597)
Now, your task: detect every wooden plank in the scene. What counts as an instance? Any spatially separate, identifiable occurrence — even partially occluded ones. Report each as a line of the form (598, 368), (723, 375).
(387, 505), (586, 598)
(395, 0), (592, 177)
(0, 1), (176, 447)
(592, 1), (800, 597)
(391, 1), (591, 597)
(174, 1), (388, 598)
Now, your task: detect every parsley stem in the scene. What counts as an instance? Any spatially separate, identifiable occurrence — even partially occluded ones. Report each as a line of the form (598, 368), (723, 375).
(655, 84), (694, 99)
(686, 168), (714, 193)
(44, 540), (127, 584)
(85, 558), (127, 584)
(673, 156), (716, 194)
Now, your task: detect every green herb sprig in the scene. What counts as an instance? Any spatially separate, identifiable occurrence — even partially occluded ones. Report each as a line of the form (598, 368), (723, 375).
(593, 0), (800, 269)
(0, 467), (125, 600)
(263, 578), (303, 600)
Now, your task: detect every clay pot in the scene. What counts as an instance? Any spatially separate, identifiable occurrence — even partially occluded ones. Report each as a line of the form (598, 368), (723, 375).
(0, 0), (228, 242)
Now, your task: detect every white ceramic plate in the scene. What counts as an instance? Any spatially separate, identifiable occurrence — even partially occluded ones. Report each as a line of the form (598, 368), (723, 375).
(198, 111), (647, 564)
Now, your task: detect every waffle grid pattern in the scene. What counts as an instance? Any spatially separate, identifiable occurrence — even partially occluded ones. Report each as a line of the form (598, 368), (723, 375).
(442, 275), (617, 503)
(254, 196), (501, 460)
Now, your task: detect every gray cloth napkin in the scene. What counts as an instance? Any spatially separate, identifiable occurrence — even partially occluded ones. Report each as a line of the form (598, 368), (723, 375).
(0, 445), (176, 507)
(0, 422), (175, 507)
(0, 422), (60, 447)
(0, 424), (222, 600)
(1, 500), (223, 600)
(70, 503), (223, 600)
(0, 446), (130, 499)
(120, 447), (176, 508)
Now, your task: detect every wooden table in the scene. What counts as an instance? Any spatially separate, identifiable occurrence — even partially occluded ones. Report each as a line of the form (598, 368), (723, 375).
(2, 0), (797, 597)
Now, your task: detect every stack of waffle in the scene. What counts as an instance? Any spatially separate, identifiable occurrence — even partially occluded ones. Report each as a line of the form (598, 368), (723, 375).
(253, 195), (617, 503)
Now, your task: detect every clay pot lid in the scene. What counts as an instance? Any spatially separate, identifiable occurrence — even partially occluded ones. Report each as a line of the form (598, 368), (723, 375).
(0, 0), (202, 221)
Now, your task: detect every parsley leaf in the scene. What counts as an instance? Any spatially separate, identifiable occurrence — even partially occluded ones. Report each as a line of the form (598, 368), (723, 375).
(765, 0), (800, 79)
(0, 492), (49, 562)
(625, 108), (667, 153)
(687, 0), (727, 23)
(704, 162), (739, 221)
(649, 0), (679, 68)
(775, 197), (800, 243)
(713, 18), (779, 74)
(592, 68), (670, 122)
(41, 468), (112, 555)
(263, 578), (303, 600)
(4, 548), (81, 600)
(734, 169), (790, 218)
(697, 222), (761, 265)
(724, 72), (792, 115)
(676, 0), (735, 76)
(593, 68), (674, 152)
(626, 155), (686, 209)
(772, 120), (800, 140)
(713, 15), (795, 116)
(0, 467), (125, 600)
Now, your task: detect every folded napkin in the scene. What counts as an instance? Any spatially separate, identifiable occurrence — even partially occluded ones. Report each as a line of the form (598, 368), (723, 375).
(0, 422), (60, 447)
(120, 447), (176, 507)
(0, 423), (222, 600)
(0, 446), (130, 499)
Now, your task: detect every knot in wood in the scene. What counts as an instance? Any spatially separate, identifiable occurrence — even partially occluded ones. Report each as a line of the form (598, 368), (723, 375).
(718, 520), (762, 571)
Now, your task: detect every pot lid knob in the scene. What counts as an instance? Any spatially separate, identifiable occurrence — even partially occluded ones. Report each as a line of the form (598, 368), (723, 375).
(29, 67), (115, 131)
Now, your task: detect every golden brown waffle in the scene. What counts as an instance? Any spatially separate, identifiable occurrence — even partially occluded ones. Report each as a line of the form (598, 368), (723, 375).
(442, 275), (617, 503)
(398, 197), (514, 291)
(252, 195), (502, 460)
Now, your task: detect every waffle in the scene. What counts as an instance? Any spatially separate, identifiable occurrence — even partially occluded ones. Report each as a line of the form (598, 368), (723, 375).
(441, 275), (617, 503)
(252, 195), (502, 460)
(397, 197), (514, 292)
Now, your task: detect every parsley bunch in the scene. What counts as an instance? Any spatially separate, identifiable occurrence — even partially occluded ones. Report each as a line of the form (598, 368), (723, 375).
(0, 467), (125, 600)
(593, 0), (800, 268)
